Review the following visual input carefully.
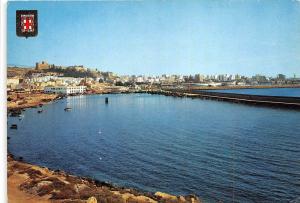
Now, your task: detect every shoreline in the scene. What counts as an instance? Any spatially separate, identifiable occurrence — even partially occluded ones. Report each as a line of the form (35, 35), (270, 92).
(7, 85), (300, 115)
(8, 154), (202, 203)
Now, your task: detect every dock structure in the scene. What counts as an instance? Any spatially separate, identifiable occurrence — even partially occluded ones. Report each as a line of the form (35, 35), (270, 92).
(188, 90), (300, 109)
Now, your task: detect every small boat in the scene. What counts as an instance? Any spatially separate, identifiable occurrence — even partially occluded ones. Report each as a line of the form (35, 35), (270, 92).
(38, 110), (43, 113)
(10, 124), (18, 129)
(10, 110), (22, 117)
(64, 107), (72, 111)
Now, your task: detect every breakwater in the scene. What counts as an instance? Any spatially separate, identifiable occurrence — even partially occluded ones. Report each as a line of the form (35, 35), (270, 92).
(145, 90), (300, 109)
(191, 90), (300, 109)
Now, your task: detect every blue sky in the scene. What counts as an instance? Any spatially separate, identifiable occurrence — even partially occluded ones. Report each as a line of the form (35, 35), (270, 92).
(7, 0), (300, 76)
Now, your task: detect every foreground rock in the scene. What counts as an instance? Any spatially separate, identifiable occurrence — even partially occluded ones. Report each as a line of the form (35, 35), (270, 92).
(8, 155), (202, 203)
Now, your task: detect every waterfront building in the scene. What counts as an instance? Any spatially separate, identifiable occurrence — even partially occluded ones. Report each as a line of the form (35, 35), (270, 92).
(44, 86), (86, 94)
(208, 82), (222, 87)
(222, 81), (236, 86)
(192, 83), (209, 87)
(237, 82), (246, 86)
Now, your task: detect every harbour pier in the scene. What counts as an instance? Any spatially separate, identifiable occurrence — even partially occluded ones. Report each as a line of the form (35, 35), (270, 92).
(146, 89), (300, 109)
(188, 90), (300, 109)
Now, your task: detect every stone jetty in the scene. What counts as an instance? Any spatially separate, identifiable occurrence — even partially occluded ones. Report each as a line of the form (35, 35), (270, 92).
(144, 90), (300, 110)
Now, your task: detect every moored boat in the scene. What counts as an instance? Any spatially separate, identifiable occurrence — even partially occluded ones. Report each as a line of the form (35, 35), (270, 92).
(10, 124), (18, 129)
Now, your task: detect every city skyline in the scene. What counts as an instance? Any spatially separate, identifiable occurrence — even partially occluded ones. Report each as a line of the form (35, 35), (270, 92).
(8, 0), (300, 76)
(7, 61), (298, 78)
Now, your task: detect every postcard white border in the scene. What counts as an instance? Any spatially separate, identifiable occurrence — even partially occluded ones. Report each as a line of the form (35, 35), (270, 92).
(0, 0), (7, 202)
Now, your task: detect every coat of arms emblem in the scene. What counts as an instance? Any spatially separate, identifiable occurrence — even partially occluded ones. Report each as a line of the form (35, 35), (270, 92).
(16, 10), (38, 38)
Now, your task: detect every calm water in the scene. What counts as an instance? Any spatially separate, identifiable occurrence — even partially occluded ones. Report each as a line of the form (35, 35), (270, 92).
(8, 94), (300, 203)
(203, 87), (300, 97)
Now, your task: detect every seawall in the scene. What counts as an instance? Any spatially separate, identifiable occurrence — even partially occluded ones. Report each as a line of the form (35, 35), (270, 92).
(145, 90), (300, 110)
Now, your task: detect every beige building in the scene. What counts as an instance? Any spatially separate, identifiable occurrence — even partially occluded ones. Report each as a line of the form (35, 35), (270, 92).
(36, 61), (50, 70)
(7, 78), (20, 89)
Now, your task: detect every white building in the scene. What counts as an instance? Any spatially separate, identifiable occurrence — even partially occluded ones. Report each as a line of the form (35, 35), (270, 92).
(7, 78), (20, 89)
(29, 75), (59, 83)
(57, 77), (83, 85)
(44, 86), (86, 94)
(136, 76), (144, 83)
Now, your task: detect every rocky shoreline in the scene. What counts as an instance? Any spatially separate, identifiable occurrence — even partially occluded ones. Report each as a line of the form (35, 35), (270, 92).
(8, 154), (202, 203)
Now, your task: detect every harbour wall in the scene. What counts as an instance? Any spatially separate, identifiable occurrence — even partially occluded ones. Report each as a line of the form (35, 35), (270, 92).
(146, 90), (300, 110)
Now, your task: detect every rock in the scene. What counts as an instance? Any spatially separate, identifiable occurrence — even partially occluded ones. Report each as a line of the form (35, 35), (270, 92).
(179, 195), (186, 202)
(87, 196), (97, 203)
(186, 194), (202, 203)
(154, 191), (177, 201)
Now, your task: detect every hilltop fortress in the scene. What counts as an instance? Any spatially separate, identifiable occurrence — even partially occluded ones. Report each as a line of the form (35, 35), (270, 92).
(35, 61), (50, 70)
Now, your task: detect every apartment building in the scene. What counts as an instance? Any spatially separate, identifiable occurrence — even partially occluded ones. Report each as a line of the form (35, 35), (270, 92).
(44, 86), (86, 95)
